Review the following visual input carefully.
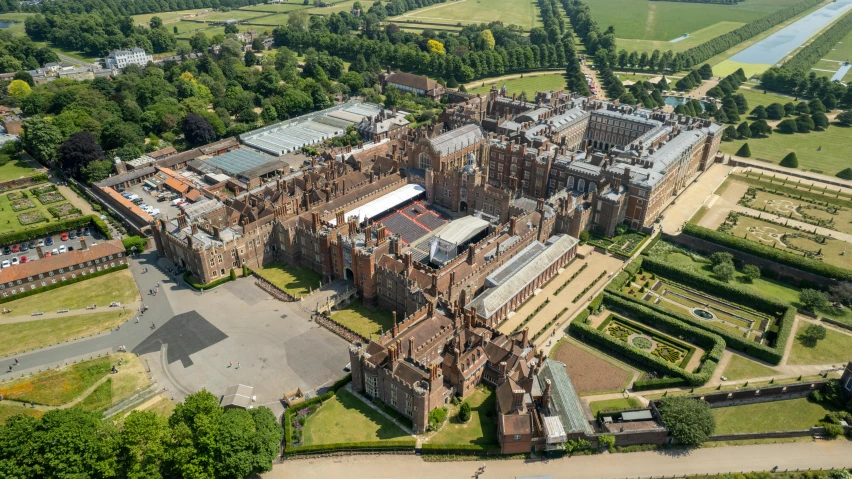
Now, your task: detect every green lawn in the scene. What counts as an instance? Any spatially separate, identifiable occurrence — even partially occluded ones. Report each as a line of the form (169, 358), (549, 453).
(812, 28), (852, 79)
(330, 299), (396, 338)
(0, 157), (39, 183)
(254, 261), (322, 297)
(618, 21), (744, 55)
(589, 397), (642, 416)
(584, 0), (800, 41)
(721, 121), (852, 176)
(176, 25), (227, 40)
(131, 9), (209, 24)
(0, 357), (111, 406)
(721, 354), (778, 381)
(712, 397), (836, 434)
(0, 184), (80, 236)
(239, 3), (311, 13)
(428, 386), (499, 448)
(788, 323), (852, 365)
(192, 10), (269, 21)
(0, 269), (139, 315)
(144, 396), (176, 418)
(391, 0), (541, 30)
(468, 73), (567, 95)
(301, 389), (411, 446)
(0, 404), (44, 424)
(244, 12), (290, 26)
(0, 309), (132, 357)
(77, 378), (113, 412)
(736, 87), (796, 110)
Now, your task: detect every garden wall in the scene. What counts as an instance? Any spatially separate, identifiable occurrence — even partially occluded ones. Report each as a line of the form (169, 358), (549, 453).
(665, 232), (837, 286)
(705, 425), (852, 442)
(695, 381), (828, 407)
(0, 175), (47, 192)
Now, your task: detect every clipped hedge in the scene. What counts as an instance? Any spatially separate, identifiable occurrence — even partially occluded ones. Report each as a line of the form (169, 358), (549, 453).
(420, 443), (501, 454)
(682, 223), (852, 281)
(0, 264), (129, 305)
(183, 271), (233, 291)
(633, 377), (689, 391)
(286, 440), (416, 456)
(283, 374), (351, 450)
(641, 233), (662, 256)
(570, 295), (723, 387)
(0, 214), (110, 245)
(607, 258), (644, 292)
(641, 256), (786, 316)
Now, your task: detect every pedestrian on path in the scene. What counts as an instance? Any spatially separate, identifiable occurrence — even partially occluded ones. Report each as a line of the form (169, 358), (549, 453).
(237, 362), (241, 369)
(229, 361), (233, 368)
(14, 358), (18, 365)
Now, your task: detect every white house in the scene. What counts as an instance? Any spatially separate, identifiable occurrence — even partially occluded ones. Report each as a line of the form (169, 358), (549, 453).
(104, 48), (153, 69)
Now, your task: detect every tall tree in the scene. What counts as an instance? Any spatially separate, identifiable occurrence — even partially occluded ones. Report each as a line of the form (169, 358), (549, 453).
(20, 116), (63, 165)
(657, 396), (715, 447)
(58, 131), (104, 178)
(182, 113), (216, 146)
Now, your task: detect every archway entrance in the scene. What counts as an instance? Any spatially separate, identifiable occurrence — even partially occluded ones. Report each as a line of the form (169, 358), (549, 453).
(459, 201), (468, 212)
(344, 268), (354, 281)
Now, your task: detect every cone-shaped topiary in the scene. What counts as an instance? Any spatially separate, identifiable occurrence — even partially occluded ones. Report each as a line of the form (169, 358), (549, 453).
(735, 143), (751, 157)
(836, 168), (852, 180)
(779, 152), (798, 168)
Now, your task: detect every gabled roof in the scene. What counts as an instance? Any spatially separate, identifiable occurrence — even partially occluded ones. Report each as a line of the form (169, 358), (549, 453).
(427, 124), (484, 158)
(385, 71), (441, 92)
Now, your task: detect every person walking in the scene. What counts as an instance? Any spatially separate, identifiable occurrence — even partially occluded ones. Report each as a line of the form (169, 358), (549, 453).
(14, 358), (18, 365)
(229, 361), (233, 368)
(237, 362), (241, 369)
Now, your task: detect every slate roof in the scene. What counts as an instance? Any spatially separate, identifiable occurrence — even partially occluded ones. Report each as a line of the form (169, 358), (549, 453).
(427, 124), (484, 157)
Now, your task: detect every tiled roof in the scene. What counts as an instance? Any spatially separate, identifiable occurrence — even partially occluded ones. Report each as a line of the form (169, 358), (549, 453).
(501, 413), (533, 435)
(0, 239), (126, 285)
(427, 124), (484, 158)
(386, 72), (440, 92)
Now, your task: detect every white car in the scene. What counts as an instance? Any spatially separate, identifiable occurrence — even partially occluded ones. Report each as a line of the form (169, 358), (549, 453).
(150, 208), (160, 216)
(52, 248), (59, 255)
(1, 260), (9, 268)
(58, 245), (67, 254)
(11, 257), (19, 265)
(37, 238), (45, 247)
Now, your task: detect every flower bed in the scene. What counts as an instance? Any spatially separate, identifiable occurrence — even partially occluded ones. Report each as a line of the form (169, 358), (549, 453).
(47, 202), (81, 219)
(10, 198), (35, 211)
(36, 191), (66, 205)
(17, 211), (47, 225)
(6, 191), (25, 201)
(30, 184), (56, 195)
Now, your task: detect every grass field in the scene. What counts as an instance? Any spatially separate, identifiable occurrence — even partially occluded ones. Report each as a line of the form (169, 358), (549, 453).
(304, 0), (361, 15)
(468, 73), (567, 95)
(0, 184), (81, 234)
(301, 389), (411, 446)
(712, 397), (836, 434)
(736, 87), (796, 110)
(585, 0), (801, 41)
(192, 10), (269, 22)
(0, 309), (132, 357)
(812, 28), (852, 81)
(254, 261), (322, 297)
(390, 0), (541, 30)
(0, 356), (111, 406)
(428, 386), (498, 448)
(330, 299), (395, 338)
(0, 403), (43, 424)
(144, 396), (176, 417)
(588, 397), (642, 416)
(0, 269), (138, 315)
(0, 158), (39, 183)
(620, 22), (745, 55)
(131, 9), (209, 24)
(244, 13), (291, 26)
(176, 25), (227, 40)
(721, 354), (778, 381)
(239, 3), (311, 13)
(788, 323), (852, 365)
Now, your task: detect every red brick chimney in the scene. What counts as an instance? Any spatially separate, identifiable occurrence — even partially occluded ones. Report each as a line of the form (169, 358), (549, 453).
(377, 225), (387, 245)
(311, 212), (320, 232)
(467, 244), (475, 265)
(408, 337), (414, 359)
(542, 379), (552, 409)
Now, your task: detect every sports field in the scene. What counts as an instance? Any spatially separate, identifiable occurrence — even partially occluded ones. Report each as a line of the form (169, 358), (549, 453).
(585, 0), (801, 41)
(389, 0), (541, 31)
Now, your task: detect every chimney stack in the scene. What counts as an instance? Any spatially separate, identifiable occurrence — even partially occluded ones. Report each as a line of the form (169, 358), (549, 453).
(467, 244), (475, 265)
(335, 209), (344, 225)
(377, 225), (387, 245)
(403, 251), (412, 272)
(191, 223), (199, 235)
(521, 328), (528, 345)
(509, 216), (517, 236)
(311, 212), (320, 232)
(542, 379), (552, 409)
(408, 337), (414, 359)
(499, 361), (507, 380)
(512, 389), (525, 410)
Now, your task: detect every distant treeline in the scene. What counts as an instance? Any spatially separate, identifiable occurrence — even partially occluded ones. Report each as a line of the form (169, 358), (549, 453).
(650, 0), (743, 4)
(0, 0), (263, 16)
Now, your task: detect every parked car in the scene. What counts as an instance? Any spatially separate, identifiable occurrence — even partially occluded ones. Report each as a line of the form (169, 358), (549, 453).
(44, 252), (51, 258)
(1, 260), (9, 268)
(45, 237), (54, 246)
(19, 243), (28, 252)
(76, 229), (84, 237)
(69, 231), (77, 239)
(20, 255), (27, 263)
(28, 241), (36, 249)
(37, 238), (44, 247)
(52, 248), (59, 255)
(10, 257), (18, 265)
(83, 228), (90, 236)
(60, 232), (69, 241)
(67, 246), (74, 251)
(11, 244), (19, 253)
(151, 208), (160, 216)
(58, 245), (67, 254)
(126, 194), (140, 202)
(3, 247), (11, 255)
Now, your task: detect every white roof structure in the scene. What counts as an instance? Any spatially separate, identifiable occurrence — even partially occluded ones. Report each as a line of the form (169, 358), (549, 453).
(542, 415), (567, 444)
(427, 124), (484, 157)
(466, 234), (578, 319)
(433, 216), (489, 245)
(221, 384), (253, 409)
(329, 184), (425, 226)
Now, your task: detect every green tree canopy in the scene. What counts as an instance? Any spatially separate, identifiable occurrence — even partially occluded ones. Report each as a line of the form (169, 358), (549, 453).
(657, 396), (715, 447)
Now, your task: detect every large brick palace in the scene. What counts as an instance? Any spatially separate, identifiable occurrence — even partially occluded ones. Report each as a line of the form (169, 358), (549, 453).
(151, 87), (722, 450)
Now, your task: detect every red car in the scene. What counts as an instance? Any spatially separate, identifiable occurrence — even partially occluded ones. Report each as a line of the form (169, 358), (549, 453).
(20, 255), (27, 263)
(60, 232), (69, 241)
(11, 244), (19, 253)
(44, 252), (52, 258)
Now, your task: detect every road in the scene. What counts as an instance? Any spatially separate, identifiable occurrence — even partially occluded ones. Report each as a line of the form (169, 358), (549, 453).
(268, 441), (852, 479)
(56, 53), (98, 70)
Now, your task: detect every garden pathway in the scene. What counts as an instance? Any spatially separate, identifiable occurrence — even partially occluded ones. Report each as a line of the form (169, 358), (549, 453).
(735, 163), (852, 195)
(658, 163), (735, 235)
(0, 301), (142, 325)
(727, 203), (852, 243)
(694, 181), (749, 230)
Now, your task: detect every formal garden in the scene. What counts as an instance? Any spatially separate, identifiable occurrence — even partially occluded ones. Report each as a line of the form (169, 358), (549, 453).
(598, 315), (697, 369)
(424, 385), (499, 451)
(587, 227), (649, 257)
(738, 186), (852, 235)
(0, 185), (77, 228)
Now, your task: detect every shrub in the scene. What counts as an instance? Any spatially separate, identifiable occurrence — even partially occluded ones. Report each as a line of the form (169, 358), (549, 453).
(598, 434), (615, 451)
(657, 396), (715, 447)
(579, 230), (590, 242)
(735, 143), (751, 157)
(712, 262), (735, 282)
(183, 271), (233, 291)
(742, 264), (760, 282)
(230, 268), (237, 281)
(800, 289), (830, 311)
(428, 407), (447, 431)
(823, 423), (844, 438)
(458, 402), (471, 422)
(798, 324), (827, 346)
(122, 235), (147, 254)
(0, 214), (109, 245)
(779, 152), (799, 168)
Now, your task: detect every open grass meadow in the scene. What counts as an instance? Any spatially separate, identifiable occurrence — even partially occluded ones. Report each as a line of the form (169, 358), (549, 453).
(721, 354), (778, 381)
(427, 386), (498, 448)
(0, 356), (112, 406)
(390, 0), (542, 30)
(301, 388), (411, 446)
(244, 13), (292, 26)
(0, 403), (44, 424)
(621, 22), (745, 55)
(467, 73), (568, 95)
(176, 25), (228, 40)
(330, 299), (396, 338)
(585, 0), (802, 41)
(0, 309), (132, 357)
(712, 397), (836, 434)
(254, 260), (322, 297)
(192, 9), (269, 22)
(0, 269), (139, 315)
(130, 9), (209, 24)
(239, 3), (311, 13)
(0, 157), (39, 183)
(788, 322), (852, 365)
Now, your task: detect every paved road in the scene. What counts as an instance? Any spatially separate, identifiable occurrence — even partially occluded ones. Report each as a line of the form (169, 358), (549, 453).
(269, 441), (852, 479)
(1, 252), (175, 375)
(56, 53), (98, 70)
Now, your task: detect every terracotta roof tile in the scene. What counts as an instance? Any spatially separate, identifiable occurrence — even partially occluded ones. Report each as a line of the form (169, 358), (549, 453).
(0, 239), (126, 285)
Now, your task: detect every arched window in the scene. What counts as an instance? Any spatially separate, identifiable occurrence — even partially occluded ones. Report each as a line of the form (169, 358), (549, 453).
(419, 152), (432, 170)
(577, 179), (585, 192)
(567, 176), (574, 188)
(589, 182), (597, 193)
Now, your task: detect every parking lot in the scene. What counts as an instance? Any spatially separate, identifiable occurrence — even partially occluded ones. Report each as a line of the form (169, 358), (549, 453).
(1, 228), (107, 267)
(123, 183), (183, 220)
